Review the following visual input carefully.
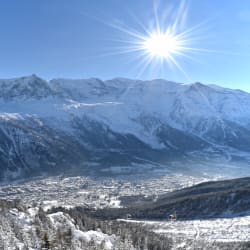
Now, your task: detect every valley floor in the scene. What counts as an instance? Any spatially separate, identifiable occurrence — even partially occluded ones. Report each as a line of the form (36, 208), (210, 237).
(0, 174), (250, 249)
(0, 173), (216, 209)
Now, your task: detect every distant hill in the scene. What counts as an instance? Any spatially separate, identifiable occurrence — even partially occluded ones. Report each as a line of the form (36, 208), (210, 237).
(93, 177), (250, 220)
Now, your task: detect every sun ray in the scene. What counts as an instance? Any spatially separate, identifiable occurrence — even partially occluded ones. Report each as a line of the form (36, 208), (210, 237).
(168, 54), (192, 82)
(100, 3), (210, 79)
(80, 1), (221, 80)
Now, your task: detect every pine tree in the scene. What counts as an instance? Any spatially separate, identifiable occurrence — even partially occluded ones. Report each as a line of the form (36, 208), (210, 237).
(42, 232), (50, 249)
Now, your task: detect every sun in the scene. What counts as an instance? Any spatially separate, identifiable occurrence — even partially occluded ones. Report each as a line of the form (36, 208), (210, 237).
(101, 1), (210, 79)
(143, 32), (180, 59)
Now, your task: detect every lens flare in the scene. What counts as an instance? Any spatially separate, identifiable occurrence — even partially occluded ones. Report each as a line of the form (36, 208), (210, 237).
(98, 1), (214, 79)
(143, 32), (180, 59)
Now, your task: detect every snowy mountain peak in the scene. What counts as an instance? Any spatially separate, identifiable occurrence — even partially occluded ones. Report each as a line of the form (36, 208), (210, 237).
(0, 74), (53, 100)
(185, 81), (213, 92)
(1, 75), (250, 180)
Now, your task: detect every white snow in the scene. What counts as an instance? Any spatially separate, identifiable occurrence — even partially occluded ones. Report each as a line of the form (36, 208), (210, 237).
(1, 76), (250, 150)
(121, 215), (250, 244)
(42, 200), (58, 211)
(74, 229), (116, 249)
(48, 211), (116, 249)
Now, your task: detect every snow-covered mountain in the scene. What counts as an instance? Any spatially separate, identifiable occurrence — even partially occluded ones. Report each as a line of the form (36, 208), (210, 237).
(0, 74), (250, 180)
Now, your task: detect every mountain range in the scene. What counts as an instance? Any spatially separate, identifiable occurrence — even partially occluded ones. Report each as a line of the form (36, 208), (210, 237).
(0, 74), (250, 181)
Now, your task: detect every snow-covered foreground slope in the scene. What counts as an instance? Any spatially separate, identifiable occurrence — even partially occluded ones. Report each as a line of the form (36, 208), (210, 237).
(1, 75), (250, 180)
(121, 216), (250, 249)
(0, 198), (174, 250)
(0, 202), (121, 250)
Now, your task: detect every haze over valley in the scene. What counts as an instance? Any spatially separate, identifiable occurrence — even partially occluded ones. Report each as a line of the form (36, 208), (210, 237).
(0, 75), (250, 249)
(1, 0), (250, 248)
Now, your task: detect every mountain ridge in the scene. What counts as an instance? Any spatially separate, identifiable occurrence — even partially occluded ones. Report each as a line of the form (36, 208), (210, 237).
(0, 75), (249, 181)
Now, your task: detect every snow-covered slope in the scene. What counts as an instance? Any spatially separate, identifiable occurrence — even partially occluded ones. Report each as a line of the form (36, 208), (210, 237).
(0, 200), (122, 250)
(0, 75), (250, 180)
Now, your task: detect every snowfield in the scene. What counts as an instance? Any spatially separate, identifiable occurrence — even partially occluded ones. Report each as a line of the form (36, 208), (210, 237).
(0, 75), (250, 180)
(120, 216), (250, 248)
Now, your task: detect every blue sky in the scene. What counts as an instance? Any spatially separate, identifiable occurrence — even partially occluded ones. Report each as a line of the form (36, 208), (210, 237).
(1, 0), (250, 91)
